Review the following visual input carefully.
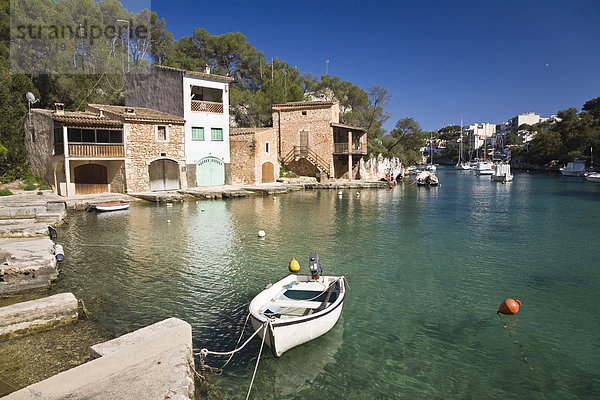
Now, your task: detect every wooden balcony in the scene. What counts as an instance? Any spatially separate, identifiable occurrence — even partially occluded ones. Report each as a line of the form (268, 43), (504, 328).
(333, 143), (367, 155)
(68, 143), (124, 158)
(191, 100), (223, 114)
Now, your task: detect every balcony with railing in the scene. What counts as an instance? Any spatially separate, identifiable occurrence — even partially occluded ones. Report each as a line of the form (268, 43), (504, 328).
(333, 142), (367, 155)
(190, 100), (223, 114)
(55, 143), (124, 158)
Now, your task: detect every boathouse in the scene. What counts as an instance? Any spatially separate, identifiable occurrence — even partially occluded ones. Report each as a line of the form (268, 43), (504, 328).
(24, 103), (186, 196)
(126, 65), (234, 187)
(272, 101), (367, 180)
(229, 127), (279, 184)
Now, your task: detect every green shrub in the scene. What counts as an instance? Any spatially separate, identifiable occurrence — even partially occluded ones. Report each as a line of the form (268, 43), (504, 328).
(0, 189), (13, 196)
(38, 183), (52, 190)
(37, 191), (43, 195)
(23, 184), (37, 191)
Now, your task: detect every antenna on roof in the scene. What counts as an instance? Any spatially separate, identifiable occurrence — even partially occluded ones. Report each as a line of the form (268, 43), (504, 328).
(26, 92), (39, 126)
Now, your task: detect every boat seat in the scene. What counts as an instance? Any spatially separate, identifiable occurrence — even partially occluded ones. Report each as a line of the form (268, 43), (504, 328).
(269, 299), (325, 309)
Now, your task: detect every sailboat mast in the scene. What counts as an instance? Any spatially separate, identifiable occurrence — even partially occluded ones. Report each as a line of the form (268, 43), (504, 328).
(459, 118), (463, 165)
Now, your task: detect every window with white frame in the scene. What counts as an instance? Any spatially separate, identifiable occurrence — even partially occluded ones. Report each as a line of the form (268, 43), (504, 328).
(157, 125), (167, 141)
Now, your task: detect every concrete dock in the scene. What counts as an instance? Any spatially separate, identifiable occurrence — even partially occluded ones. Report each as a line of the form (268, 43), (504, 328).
(0, 293), (78, 340)
(0, 237), (58, 294)
(3, 318), (195, 400)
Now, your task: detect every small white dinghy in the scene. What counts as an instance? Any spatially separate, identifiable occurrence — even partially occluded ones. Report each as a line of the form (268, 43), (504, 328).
(249, 252), (345, 357)
(86, 201), (130, 212)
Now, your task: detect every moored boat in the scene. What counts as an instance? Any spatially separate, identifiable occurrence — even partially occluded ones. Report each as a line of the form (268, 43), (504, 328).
(249, 253), (345, 357)
(415, 171), (439, 186)
(491, 162), (513, 182)
(585, 172), (600, 182)
(474, 161), (494, 175)
(560, 158), (586, 176)
(86, 201), (130, 212)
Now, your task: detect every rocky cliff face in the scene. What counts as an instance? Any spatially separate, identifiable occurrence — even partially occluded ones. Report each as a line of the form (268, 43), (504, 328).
(361, 155), (403, 180)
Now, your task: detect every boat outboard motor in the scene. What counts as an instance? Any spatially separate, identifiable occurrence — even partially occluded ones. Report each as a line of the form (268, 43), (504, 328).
(309, 252), (322, 280)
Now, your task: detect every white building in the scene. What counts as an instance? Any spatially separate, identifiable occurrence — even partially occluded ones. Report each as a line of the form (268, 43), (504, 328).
(126, 65), (234, 187)
(464, 123), (496, 149)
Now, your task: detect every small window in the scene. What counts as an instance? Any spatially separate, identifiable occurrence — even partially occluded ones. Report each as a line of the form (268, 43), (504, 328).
(211, 127), (223, 141)
(265, 142), (270, 153)
(67, 128), (82, 142)
(301, 110), (307, 116)
(157, 126), (167, 141)
(53, 126), (63, 144)
(192, 127), (204, 141)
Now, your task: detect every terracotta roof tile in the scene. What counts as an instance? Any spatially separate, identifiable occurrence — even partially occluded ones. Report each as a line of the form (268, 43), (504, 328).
(151, 65), (235, 83)
(230, 127), (275, 136)
(87, 104), (185, 124)
(331, 122), (366, 132)
(272, 100), (339, 110)
(32, 109), (122, 127)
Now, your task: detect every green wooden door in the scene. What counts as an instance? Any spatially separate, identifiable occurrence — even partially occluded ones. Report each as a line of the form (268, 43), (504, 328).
(196, 157), (225, 186)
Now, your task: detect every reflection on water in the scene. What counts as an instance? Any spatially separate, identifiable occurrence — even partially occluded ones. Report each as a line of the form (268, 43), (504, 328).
(3, 169), (600, 399)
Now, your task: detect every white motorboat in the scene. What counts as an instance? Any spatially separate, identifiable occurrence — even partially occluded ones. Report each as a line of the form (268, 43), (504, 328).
(459, 163), (472, 170)
(492, 163), (513, 182)
(474, 161), (494, 175)
(249, 253), (345, 357)
(560, 158), (586, 176)
(585, 172), (600, 182)
(415, 171), (439, 186)
(86, 201), (130, 212)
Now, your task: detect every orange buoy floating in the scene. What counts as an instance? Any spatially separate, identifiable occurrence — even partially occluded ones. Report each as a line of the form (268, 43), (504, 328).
(498, 299), (521, 315)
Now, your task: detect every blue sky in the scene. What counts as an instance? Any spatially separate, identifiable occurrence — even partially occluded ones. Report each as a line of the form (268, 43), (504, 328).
(127, 0), (599, 132)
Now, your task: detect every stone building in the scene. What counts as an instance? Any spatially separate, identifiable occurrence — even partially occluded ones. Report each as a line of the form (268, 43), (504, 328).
(272, 101), (367, 180)
(24, 103), (185, 196)
(229, 128), (279, 184)
(126, 65), (234, 187)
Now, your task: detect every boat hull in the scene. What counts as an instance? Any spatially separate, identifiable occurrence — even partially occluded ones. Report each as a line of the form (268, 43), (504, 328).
(491, 174), (513, 182)
(90, 201), (130, 212)
(250, 299), (344, 357)
(249, 274), (345, 357)
(585, 173), (600, 182)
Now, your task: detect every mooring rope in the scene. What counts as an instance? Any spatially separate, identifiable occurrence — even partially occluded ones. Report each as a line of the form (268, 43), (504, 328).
(195, 321), (267, 359)
(497, 313), (546, 397)
(245, 321), (269, 400)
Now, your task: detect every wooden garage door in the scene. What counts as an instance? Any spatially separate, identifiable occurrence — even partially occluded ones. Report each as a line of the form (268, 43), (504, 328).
(262, 162), (274, 183)
(196, 157), (224, 186)
(149, 159), (180, 191)
(74, 164), (108, 194)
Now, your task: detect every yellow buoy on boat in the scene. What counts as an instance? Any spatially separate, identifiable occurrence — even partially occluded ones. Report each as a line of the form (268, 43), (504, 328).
(289, 257), (300, 273)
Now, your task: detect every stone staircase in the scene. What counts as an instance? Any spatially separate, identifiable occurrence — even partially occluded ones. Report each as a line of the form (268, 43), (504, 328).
(0, 196), (66, 238)
(282, 146), (331, 178)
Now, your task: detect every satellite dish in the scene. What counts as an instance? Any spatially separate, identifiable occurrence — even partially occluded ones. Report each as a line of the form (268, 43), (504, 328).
(26, 92), (37, 103)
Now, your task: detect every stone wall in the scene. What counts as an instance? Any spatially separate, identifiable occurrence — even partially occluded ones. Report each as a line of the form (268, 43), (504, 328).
(230, 132), (256, 184)
(124, 122), (186, 192)
(273, 103), (337, 175)
(230, 128), (279, 184)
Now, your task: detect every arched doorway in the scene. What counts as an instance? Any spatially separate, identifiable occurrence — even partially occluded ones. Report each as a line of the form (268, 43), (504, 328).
(196, 157), (224, 186)
(149, 159), (180, 191)
(74, 164), (108, 194)
(261, 162), (275, 183)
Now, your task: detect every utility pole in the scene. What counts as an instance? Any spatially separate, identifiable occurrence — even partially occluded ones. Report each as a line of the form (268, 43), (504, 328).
(325, 59), (329, 75)
(271, 58), (274, 80)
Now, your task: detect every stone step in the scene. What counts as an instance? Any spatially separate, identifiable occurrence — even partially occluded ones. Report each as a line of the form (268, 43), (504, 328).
(4, 318), (195, 400)
(35, 212), (65, 224)
(0, 293), (78, 340)
(0, 222), (49, 238)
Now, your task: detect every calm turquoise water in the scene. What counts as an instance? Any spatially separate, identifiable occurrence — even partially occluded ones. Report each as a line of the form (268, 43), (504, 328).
(54, 169), (600, 399)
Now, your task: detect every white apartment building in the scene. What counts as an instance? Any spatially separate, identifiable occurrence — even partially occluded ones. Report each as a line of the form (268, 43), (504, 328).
(126, 65), (234, 187)
(464, 122), (496, 149)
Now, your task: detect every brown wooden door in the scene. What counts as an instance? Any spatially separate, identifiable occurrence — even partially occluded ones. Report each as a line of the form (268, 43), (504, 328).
(262, 162), (274, 183)
(74, 164), (108, 194)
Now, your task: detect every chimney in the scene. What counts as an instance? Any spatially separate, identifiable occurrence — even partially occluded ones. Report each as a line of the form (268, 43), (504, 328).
(124, 107), (135, 116)
(204, 66), (211, 74)
(54, 103), (64, 115)
(98, 108), (104, 118)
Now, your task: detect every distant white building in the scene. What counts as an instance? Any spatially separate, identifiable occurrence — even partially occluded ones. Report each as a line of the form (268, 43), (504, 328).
(495, 112), (563, 145)
(464, 123), (496, 149)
